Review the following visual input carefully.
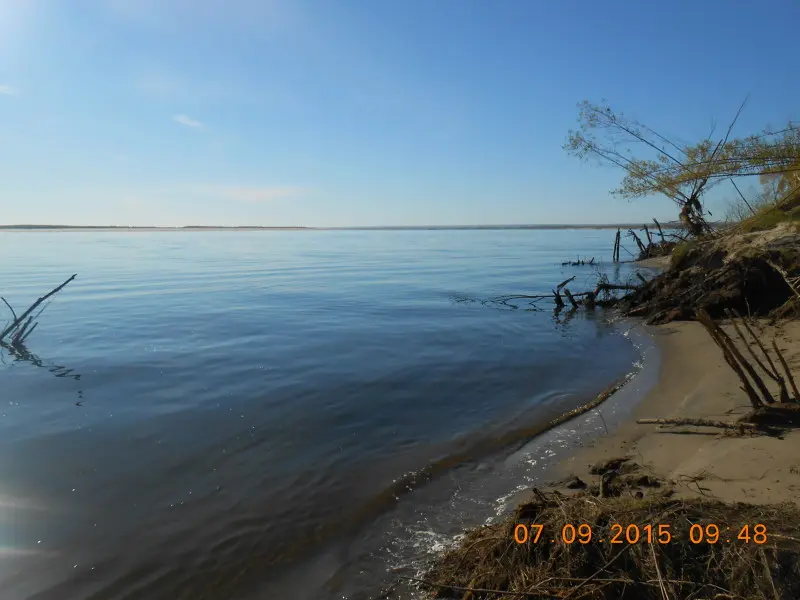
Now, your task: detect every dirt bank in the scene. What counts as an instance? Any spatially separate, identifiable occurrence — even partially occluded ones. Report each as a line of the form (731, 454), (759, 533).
(623, 223), (800, 324)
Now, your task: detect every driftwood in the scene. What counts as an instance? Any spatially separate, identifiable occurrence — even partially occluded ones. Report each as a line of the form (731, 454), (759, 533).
(628, 229), (647, 256)
(725, 308), (799, 404)
(553, 289), (565, 308)
(696, 309), (773, 408)
(596, 283), (639, 293)
(773, 339), (800, 401)
(553, 276), (577, 307)
(637, 418), (760, 430)
(487, 271), (642, 313)
(563, 288), (579, 308)
(557, 276), (576, 291)
(561, 257), (596, 266)
(1, 274), (77, 347)
(636, 417), (785, 437)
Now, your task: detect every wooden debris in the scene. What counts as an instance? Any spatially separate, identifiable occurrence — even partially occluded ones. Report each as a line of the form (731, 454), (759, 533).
(696, 309), (773, 409)
(653, 218), (665, 242)
(1, 274), (77, 347)
(636, 418), (760, 430)
(773, 338), (800, 402)
(564, 288), (579, 308)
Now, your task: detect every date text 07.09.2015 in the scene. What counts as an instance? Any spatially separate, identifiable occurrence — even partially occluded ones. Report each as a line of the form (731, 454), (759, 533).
(513, 523), (768, 545)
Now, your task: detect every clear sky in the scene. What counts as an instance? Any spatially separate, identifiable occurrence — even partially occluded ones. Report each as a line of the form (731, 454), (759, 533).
(1, 0), (799, 227)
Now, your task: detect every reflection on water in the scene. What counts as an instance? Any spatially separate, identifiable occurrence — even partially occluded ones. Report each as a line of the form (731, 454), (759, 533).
(0, 230), (645, 600)
(2, 342), (82, 381)
(1, 342), (83, 406)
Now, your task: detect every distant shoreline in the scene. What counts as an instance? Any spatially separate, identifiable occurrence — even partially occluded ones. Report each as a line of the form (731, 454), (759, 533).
(0, 223), (683, 232)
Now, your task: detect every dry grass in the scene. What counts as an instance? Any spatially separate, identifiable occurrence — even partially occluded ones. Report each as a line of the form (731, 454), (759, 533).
(732, 190), (800, 234)
(419, 490), (800, 599)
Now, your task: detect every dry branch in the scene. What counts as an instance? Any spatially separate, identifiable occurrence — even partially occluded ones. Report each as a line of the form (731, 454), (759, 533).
(556, 276), (576, 292)
(1, 297), (17, 323)
(563, 288), (578, 308)
(772, 338), (800, 402)
(725, 309), (789, 402)
(595, 283), (639, 293)
(628, 229), (647, 255)
(552, 290), (565, 308)
(652, 218), (665, 242)
(643, 224), (653, 246)
(730, 309), (782, 380)
(0, 274), (77, 345)
(697, 310), (765, 409)
(767, 260), (800, 303)
(699, 310), (775, 403)
(636, 418), (760, 430)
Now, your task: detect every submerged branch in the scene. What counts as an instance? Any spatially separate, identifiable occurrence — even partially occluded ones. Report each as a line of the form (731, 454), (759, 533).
(0, 274), (77, 344)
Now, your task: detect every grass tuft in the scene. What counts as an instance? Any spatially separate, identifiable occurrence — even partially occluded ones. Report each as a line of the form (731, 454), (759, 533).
(420, 491), (800, 599)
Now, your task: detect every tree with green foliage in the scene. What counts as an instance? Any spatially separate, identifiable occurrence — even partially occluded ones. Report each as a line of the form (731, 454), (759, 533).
(565, 100), (800, 235)
(758, 126), (800, 202)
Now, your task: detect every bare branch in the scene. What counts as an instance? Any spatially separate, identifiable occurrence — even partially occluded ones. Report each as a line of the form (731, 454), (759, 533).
(0, 274), (77, 342)
(1, 297), (17, 322)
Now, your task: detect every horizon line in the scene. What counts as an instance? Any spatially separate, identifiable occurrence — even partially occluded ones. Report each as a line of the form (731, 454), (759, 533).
(0, 222), (684, 231)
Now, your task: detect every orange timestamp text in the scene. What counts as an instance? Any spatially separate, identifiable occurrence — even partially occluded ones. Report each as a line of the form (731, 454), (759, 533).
(513, 523), (768, 545)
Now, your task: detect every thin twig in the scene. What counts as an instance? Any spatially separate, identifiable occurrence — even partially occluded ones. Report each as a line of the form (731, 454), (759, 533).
(759, 547), (780, 600)
(649, 542), (670, 600)
(1, 297), (17, 322)
(771, 533), (800, 543)
(767, 260), (800, 302)
(560, 547), (633, 599)
(730, 179), (756, 216)
(597, 409), (609, 435)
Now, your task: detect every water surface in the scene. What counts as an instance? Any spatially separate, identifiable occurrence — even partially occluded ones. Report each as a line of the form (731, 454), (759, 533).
(0, 229), (644, 599)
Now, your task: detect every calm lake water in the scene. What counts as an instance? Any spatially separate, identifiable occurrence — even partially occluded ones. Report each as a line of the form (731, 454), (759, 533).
(0, 229), (647, 600)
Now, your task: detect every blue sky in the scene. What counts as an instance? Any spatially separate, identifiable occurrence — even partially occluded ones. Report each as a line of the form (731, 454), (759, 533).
(1, 0), (799, 227)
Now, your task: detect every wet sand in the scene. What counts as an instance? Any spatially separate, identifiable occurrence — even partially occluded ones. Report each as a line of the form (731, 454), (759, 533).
(555, 319), (800, 505)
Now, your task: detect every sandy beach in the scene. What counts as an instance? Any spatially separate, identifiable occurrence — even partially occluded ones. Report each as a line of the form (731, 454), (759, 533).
(555, 319), (800, 506)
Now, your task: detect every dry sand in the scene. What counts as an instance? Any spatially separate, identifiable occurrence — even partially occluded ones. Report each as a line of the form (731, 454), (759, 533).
(634, 255), (672, 270)
(555, 319), (800, 506)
